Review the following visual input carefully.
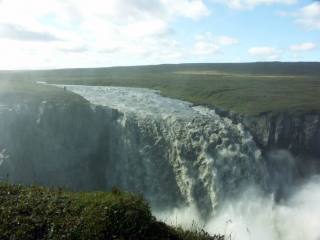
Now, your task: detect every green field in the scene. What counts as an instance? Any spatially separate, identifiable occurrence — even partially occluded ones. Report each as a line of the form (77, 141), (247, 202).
(1, 62), (320, 115)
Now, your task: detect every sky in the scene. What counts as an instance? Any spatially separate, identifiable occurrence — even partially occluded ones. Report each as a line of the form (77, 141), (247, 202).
(0, 0), (319, 69)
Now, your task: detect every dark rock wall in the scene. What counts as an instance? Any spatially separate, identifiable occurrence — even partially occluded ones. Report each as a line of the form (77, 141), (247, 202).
(244, 112), (320, 156)
(0, 101), (114, 190)
(239, 111), (320, 176)
(0, 101), (183, 209)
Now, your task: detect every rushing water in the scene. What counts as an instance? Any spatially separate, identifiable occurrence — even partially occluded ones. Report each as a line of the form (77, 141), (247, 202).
(61, 86), (266, 209)
(60, 85), (320, 240)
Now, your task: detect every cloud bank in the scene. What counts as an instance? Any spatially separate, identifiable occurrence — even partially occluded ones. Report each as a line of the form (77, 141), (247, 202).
(215, 0), (297, 10)
(0, 0), (318, 69)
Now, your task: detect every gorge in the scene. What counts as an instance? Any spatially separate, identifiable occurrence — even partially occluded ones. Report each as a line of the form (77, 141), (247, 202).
(0, 84), (319, 239)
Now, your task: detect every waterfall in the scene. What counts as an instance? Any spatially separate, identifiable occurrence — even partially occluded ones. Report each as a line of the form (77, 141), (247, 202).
(63, 85), (268, 215)
(1, 84), (317, 239)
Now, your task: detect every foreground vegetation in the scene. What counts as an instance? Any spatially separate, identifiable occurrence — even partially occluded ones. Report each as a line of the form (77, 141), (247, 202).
(1, 62), (320, 115)
(0, 183), (223, 240)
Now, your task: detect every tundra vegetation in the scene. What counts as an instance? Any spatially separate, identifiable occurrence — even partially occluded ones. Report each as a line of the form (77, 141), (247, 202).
(1, 62), (319, 115)
(0, 183), (223, 240)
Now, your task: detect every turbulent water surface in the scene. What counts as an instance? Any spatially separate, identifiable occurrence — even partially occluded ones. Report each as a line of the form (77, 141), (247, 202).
(59, 85), (320, 240)
(62, 85), (266, 207)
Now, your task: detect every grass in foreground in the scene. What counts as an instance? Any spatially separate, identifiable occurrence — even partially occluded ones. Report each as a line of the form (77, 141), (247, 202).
(0, 183), (223, 240)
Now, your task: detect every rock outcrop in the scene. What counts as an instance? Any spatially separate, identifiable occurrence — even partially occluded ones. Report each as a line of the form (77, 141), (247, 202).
(243, 112), (320, 156)
(218, 108), (320, 177)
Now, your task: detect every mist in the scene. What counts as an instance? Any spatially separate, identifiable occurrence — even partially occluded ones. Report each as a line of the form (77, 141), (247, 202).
(156, 175), (320, 240)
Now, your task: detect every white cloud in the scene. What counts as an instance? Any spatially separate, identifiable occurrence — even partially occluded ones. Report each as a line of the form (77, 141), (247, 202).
(295, 2), (320, 30)
(194, 40), (220, 55)
(280, 2), (320, 31)
(0, 23), (59, 42)
(162, 0), (210, 20)
(214, 0), (297, 10)
(214, 36), (239, 46)
(0, 0), (210, 69)
(290, 42), (316, 52)
(59, 45), (88, 53)
(248, 46), (280, 60)
(193, 32), (238, 56)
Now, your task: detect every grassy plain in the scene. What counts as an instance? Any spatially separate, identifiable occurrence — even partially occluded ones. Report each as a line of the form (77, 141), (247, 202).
(1, 62), (319, 115)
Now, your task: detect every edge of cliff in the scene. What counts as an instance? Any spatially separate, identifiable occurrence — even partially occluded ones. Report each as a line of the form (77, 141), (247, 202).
(0, 183), (223, 240)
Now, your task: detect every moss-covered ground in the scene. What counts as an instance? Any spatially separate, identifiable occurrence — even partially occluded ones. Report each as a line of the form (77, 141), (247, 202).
(0, 183), (223, 240)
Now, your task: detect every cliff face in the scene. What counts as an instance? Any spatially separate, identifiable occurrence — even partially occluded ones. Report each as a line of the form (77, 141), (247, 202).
(237, 111), (320, 176)
(0, 100), (115, 190)
(0, 100), (184, 209)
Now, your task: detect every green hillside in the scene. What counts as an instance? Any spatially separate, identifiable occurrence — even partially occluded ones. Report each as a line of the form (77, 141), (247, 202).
(1, 62), (319, 115)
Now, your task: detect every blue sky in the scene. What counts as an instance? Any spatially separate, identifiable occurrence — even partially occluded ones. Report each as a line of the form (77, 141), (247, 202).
(0, 0), (319, 69)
